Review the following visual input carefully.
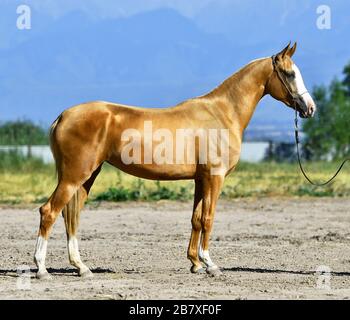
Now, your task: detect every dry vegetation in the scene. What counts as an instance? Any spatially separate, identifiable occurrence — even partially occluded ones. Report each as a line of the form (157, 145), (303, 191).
(1, 151), (350, 204)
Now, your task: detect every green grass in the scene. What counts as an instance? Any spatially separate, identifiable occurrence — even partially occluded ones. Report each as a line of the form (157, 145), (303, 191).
(0, 151), (349, 204)
(95, 182), (192, 202)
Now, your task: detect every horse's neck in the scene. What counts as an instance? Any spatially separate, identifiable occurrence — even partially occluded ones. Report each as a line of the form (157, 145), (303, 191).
(206, 58), (272, 133)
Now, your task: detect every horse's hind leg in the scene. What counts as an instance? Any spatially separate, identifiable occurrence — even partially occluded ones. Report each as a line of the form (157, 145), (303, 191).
(63, 166), (102, 277)
(34, 180), (80, 279)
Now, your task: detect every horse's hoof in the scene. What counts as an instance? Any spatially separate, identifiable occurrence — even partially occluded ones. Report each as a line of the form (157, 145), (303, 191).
(206, 266), (223, 277)
(190, 265), (206, 274)
(79, 269), (93, 278)
(36, 271), (52, 280)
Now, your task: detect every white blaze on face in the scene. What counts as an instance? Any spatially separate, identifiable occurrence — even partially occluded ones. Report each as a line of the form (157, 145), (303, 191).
(292, 64), (316, 116)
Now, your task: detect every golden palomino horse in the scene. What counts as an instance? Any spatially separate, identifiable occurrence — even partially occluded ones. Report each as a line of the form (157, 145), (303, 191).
(34, 43), (316, 279)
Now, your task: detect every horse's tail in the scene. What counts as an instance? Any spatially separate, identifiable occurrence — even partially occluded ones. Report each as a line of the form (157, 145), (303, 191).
(49, 114), (63, 177)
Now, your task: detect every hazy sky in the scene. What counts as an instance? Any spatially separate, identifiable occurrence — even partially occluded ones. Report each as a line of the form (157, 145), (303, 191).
(16, 0), (225, 19)
(0, 0), (349, 125)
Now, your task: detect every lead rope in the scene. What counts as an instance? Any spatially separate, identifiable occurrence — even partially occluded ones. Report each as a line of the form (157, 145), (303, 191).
(271, 55), (349, 186)
(294, 106), (350, 186)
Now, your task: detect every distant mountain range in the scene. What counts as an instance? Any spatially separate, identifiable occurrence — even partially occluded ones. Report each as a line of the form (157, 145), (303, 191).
(0, 3), (349, 138)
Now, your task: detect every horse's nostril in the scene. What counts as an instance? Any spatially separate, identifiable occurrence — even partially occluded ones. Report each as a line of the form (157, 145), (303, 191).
(308, 105), (316, 117)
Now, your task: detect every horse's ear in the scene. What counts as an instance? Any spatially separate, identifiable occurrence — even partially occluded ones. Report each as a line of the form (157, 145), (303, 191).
(276, 42), (291, 60)
(287, 42), (297, 57)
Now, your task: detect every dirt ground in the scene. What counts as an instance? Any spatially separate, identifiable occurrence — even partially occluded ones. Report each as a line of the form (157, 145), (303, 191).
(1, 198), (350, 300)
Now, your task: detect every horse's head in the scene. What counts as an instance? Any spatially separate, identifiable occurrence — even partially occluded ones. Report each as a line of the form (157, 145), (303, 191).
(266, 42), (316, 118)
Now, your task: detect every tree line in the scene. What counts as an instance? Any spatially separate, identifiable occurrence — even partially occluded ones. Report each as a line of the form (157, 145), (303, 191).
(303, 61), (350, 160)
(0, 120), (48, 145)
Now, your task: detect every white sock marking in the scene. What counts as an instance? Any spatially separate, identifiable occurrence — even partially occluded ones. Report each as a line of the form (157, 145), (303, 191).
(199, 245), (216, 267)
(68, 236), (88, 272)
(34, 236), (48, 273)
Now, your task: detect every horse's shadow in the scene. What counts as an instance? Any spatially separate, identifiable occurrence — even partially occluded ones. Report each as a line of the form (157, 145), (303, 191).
(222, 266), (350, 277)
(0, 267), (115, 278)
(1, 266), (350, 278)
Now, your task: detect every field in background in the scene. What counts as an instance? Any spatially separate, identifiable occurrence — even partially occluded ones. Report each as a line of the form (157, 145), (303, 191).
(1, 151), (350, 204)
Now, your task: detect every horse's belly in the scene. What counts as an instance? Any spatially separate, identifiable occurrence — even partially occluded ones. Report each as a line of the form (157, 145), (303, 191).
(107, 160), (197, 180)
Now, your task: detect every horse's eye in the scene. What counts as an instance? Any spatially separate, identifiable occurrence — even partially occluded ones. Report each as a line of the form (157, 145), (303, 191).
(284, 71), (296, 80)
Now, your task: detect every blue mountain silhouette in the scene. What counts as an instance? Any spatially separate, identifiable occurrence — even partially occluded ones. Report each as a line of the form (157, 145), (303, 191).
(0, 6), (349, 133)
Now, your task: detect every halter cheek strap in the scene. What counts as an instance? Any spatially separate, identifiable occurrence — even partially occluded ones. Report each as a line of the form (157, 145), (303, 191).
(271, 55), (300, 106)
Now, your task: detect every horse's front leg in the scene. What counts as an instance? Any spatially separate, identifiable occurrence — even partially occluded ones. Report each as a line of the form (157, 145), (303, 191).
(198, 175), (224, 276)
(187, 179), (205, 274)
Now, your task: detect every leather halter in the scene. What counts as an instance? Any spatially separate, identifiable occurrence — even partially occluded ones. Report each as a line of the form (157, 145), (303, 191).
(271, 55), (308, 108)
(270, 56), (349, 186)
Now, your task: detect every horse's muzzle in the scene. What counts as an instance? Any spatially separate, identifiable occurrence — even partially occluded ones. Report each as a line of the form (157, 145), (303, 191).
(295, 95), (316, 118)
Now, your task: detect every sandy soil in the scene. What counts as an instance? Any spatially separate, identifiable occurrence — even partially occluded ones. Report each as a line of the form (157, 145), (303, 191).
(1, 198), (350, 300)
